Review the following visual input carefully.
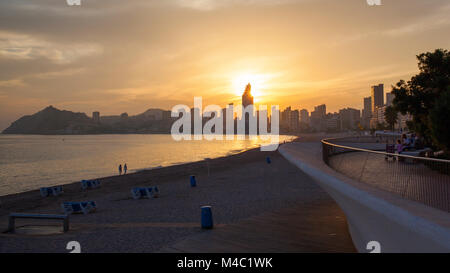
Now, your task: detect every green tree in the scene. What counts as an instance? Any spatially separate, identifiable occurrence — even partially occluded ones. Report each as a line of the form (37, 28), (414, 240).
(392, 49), (450, 150)
(429, 90), (450, 152)
(384, 105), (398, 131)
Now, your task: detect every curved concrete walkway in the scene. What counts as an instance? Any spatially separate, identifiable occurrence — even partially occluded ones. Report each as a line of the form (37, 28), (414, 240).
(279, 142), (450, 253)
(159, 199), (356, 253)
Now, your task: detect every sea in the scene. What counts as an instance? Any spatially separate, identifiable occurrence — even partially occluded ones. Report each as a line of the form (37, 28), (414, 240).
(0, 134), (295, 196)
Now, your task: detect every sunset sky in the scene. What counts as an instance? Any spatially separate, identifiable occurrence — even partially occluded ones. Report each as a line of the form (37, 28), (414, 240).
(1, 0), (450, 130)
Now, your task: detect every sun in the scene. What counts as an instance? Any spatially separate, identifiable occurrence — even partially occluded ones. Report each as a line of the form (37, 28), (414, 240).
(231, 73), (268, 100)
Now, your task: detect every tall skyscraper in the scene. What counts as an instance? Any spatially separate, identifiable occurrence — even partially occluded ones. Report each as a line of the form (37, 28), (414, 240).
(242, 83), (254, 107)
(371, 84), (384, 113)
(363, 97), (372, 114)
(362, 97), (372, 129)
(386, 92), (394, 107)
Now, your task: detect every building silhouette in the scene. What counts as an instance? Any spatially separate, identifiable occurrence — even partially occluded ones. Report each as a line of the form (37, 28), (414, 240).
(386, 92), (394, 107)
(339, 108), (361, 130)
(371, 84), (384, 114)
(362, 97), (372, 129)
(92, 111), (100, 123)
(242, 83), (254, 107)
(290, 110), (299, 131)
(300, 109), (309, 125)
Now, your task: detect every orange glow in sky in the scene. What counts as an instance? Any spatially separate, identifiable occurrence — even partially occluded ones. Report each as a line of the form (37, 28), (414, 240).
(0, 0), (449, 130)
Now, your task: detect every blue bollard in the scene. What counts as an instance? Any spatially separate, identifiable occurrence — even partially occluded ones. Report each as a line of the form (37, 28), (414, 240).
(266, 157), (271, 164)
(201, 206), (213, 229)
(190, 175), (197, 187)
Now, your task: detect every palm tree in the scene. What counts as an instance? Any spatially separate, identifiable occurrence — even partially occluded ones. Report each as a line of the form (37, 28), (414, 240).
(384, 106), (398, 131)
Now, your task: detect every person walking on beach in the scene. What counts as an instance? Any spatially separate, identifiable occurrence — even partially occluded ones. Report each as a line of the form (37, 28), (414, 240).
(118, 164), (122, 175)
(124, 163), (128, 174)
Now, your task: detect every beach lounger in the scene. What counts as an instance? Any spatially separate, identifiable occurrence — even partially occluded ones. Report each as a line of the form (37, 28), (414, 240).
(40, 186), (64, 197)
(81, 179), (101, 190)
(131, 187), (160, 199)
(62, 201), (97, 215)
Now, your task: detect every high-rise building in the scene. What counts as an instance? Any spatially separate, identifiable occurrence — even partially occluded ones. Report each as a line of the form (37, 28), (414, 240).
(339, 108), (361, 130)
(326, 113), (340, 132)
(314, 104), (326, 118)
(92, 111), (100, 123)
(281, 106), (291, 130)
(363, 97), (372, 114)
(386, 92), (394, 107)
(300, 109), (309, 125)
(242, 83), (254, 107)
(371, 84), (384, 113)
(289, 110), (299, 131)
(310, 104), (327, 132)
(362, 97), (372, 129)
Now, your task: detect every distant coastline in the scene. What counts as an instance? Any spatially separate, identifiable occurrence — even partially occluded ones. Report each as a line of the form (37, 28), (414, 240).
(2, 105), (175, 135)
(3, 105), (292, 135)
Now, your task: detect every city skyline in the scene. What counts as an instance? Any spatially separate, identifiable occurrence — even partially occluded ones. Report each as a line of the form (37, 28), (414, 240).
(1, 0), (450, 131)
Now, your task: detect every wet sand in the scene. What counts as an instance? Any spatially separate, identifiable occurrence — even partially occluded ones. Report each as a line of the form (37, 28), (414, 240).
(0, 138), (356, 253)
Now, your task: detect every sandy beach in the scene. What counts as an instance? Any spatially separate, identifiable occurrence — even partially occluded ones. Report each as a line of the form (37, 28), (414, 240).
(0, 137), (355, 253)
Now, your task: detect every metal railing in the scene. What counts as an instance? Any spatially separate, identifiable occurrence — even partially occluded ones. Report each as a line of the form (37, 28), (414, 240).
(322, 138), (450, 212)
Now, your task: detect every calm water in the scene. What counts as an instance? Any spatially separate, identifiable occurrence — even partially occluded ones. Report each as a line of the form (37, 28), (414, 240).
(0, 134), (294, 196)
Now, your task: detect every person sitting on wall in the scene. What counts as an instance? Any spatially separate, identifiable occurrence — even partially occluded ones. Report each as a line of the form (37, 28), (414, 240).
(402, 134), (413, 151)
(396, 139), (403, 154)
(396, 139), (405, 161)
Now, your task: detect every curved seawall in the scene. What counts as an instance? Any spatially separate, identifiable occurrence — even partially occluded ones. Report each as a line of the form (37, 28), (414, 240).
(279, 142), (450, 253)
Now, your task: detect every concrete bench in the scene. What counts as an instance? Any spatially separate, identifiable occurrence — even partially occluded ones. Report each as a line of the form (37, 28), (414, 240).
(8, 213), (69, 233)
(401, 148), (432, 157)
(400, 148), (432, 163)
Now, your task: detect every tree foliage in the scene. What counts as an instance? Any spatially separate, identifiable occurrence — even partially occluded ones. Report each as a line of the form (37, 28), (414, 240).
(392, 49), (450, 151)
(384, 105), (398, 131)
(429, 91), (450, 152)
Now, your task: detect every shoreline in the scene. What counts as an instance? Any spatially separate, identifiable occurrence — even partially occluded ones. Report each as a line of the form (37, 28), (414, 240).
(0, 134), (298, 198)
(0, 135), (357, 253)
(0, 138), (300, 216)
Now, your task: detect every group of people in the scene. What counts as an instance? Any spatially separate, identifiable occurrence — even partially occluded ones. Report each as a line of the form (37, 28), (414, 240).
(118, 163), (128, 175)
(396, 133), (423, 153)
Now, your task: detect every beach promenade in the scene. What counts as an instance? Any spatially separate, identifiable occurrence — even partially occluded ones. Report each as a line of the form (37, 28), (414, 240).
(0, 146), (356, 253)
(280, 140), (450, 252)
(328, 150), (450, 212)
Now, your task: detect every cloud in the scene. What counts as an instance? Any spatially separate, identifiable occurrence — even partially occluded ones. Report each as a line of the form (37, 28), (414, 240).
(383, 3), (450, 37)
(0, 31), (102, 64)
(32, 68), (87, 79)
(173, 0), (307, 10)
(0, 78), (26, 87)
